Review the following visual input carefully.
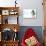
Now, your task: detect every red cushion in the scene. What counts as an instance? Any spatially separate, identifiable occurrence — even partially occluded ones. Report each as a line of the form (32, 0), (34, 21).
(21, 28), (41, 46)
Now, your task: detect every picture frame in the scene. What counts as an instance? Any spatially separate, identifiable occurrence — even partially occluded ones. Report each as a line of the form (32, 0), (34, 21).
(23, 9), (36, 19)
(2, 10), (9, 15)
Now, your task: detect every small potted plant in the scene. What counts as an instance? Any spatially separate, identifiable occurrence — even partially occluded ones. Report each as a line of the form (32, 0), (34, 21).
(31, 10), (35, 18)
(15, 0), (17, 7)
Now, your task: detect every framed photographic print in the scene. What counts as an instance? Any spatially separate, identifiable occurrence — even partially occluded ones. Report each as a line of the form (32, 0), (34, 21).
(2, 10), (9, 15)
(23, 9), (36, 19)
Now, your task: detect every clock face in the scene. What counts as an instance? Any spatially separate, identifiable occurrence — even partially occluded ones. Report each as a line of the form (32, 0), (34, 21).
(2, 10), (9, 15)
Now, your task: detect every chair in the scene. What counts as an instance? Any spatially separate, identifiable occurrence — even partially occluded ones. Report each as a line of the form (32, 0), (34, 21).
(21, 28), (41, 46)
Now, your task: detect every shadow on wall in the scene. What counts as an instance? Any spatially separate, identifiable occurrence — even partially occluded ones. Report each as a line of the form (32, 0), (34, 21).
(18, 26), (43, 44)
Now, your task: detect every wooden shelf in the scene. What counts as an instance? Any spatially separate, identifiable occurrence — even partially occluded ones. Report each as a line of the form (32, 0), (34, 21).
(0, 24), (20, 32)
(0, 7), (19, 46)
(0, 40), (19, 46)
(2, 40), (19, 42)
(0, 7), (19, 10)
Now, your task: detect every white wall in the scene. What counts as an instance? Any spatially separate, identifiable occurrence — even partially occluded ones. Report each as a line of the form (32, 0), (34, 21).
(0, 0), (15, 7)
(18, 0), (44, 26)
(0, 0), (44, 26)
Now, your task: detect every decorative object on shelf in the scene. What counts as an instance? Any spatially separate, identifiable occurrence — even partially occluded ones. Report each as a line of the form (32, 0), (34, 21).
(5, 18), (8, 24)
(23, 9), (36, 19)
(14, 29), (17, 32)
(13, 32), (18, 41)
(15, 0), (17, 7)
(2, 28), (13, 41)
(2, 10), (9, 15)
(9, 10), (18, 15)
(10, 10), (15, 15)
(13, 27), (18, 41)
